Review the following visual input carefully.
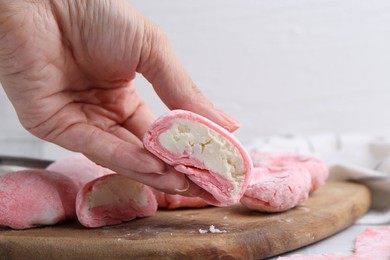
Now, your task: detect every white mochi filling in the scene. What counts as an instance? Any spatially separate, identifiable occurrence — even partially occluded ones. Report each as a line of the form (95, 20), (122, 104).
(86, 175), (148, 208)
(158, 119), (246, 195)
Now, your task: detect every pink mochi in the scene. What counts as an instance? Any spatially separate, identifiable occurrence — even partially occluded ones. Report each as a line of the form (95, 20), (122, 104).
(250, 152), (329, 192)
(46, 153), (113, 190)
(278, 227), (390, 259)
(353, 227), (390, 259)
(76, 174), (157, 228)
(241, 166), (312, 212)
(0, 169), (78, 229)
(143, 110), (253, 206)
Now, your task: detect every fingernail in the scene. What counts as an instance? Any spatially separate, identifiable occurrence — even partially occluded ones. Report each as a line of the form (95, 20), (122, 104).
(216, 109), (240, 132)
(174, 179), (190, 193)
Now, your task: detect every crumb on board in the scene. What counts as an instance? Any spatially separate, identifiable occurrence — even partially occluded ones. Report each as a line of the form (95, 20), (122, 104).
(199, 225), (227, 234)
(198, 229), (208, 234)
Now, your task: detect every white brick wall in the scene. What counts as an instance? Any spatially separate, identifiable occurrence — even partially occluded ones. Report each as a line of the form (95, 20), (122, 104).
(132, 0), (390, 143)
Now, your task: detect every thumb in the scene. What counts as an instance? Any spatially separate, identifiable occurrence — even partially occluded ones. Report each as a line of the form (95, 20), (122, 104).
(136, 17), (240, 132)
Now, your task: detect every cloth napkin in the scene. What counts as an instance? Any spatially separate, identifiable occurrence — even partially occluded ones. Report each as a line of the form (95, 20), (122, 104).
(245, 133), (390, 225)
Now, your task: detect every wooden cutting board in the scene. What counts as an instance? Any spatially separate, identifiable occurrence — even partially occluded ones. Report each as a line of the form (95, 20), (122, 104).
(0, 181), (370, 260)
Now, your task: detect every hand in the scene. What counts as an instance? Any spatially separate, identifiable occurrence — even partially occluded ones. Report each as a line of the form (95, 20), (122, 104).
(0, 0), (240, 196)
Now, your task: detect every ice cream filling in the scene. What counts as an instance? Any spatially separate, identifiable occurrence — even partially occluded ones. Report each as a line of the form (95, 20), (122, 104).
(86, 175), (148, 208)
(158, 119), (246, 196)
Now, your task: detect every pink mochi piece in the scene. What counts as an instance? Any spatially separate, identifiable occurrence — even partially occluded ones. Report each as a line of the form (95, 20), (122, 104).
(250, 152), (329, 192)
(278, 227), (390, 259)
(353, 227), (390, 259)
(143, 110), (253, 207)
(153, 189), (209, 209)
(46, 153), (113, 190)
(0, 169), (78, 229)
(240, 166), (312, 212)
(76, 174), (157, 228)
